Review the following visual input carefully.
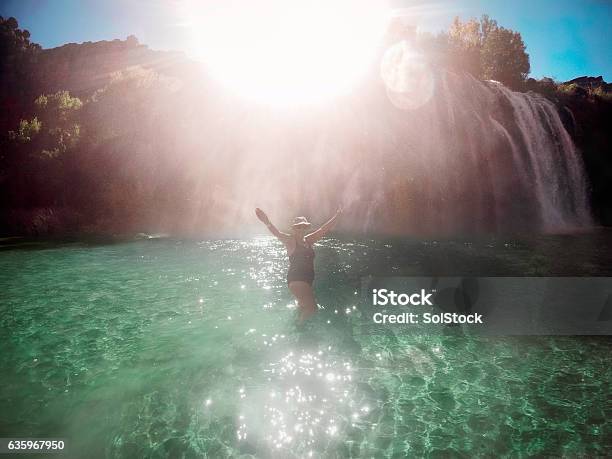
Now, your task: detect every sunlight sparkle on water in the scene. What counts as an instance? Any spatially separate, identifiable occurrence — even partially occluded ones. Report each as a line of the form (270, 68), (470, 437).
(236, 349), (361, 452)
(2, 237), (609, 457)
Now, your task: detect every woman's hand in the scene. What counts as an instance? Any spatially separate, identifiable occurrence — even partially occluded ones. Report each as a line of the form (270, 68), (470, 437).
(305, 206), (342, 244)
(256, 208), (289, 241)
(255, 207), (270, 225)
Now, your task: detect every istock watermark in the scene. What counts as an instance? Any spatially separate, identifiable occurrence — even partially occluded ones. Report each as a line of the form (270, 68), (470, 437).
(371, 288), (483, 325)
(372, 288), (433, 306)
(361, 277), (612, 335)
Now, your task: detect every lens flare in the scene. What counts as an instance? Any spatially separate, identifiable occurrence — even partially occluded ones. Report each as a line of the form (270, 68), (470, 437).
(180, 0), (390, 106)
(380, 40), (435, 110)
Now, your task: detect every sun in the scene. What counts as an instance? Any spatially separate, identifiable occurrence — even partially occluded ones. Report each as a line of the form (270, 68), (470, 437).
(179, 0), (390, 106)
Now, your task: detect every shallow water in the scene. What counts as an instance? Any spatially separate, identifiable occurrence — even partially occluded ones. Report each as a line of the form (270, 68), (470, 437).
(1, 233), (611, 458)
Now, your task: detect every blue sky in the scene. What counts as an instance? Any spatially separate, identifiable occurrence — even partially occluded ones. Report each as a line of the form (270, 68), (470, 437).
(1, 0), (610, 81)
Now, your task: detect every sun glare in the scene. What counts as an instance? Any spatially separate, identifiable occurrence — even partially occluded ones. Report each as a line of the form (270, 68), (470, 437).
(179, 0), (390, 106)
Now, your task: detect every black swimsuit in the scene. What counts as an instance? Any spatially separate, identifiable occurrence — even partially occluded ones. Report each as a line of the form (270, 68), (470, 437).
(287, 238), (315, 285)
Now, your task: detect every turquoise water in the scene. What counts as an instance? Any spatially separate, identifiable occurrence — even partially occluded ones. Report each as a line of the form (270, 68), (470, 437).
(1, 234), (611, 458)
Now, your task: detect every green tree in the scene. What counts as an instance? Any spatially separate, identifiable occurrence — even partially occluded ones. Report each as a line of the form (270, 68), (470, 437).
(447, 17), (483, 77)
(443, 15), (530, 89)
(0, 16), (41, 85)
(481, 25), (530, 88)
(8, 118), (41, 143)
(0, 16), (42, 132)
(9, 91), (82, 158)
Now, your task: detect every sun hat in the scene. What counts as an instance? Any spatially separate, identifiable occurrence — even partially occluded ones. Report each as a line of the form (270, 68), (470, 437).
(292, 216), (312, 228)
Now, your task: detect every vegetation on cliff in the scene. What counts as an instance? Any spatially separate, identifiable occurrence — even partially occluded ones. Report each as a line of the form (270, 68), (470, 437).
(1, 15), (610, 235)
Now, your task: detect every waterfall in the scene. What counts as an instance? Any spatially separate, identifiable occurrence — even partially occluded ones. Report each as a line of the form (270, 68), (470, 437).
(190, 69), (592, 235)
(491, 83), (592, 231)
(350, 70), (593, 234)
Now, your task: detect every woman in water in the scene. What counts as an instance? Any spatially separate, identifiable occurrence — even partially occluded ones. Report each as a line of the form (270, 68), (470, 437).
(255, 207), (342, 322)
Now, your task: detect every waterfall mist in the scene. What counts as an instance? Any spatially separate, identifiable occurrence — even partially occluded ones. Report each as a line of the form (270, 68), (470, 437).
(172, 68), (591, 237)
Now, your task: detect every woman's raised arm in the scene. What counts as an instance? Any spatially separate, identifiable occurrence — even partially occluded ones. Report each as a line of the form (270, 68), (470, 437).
(255, 208), (290, 241)
(305, 207), (343, 244)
